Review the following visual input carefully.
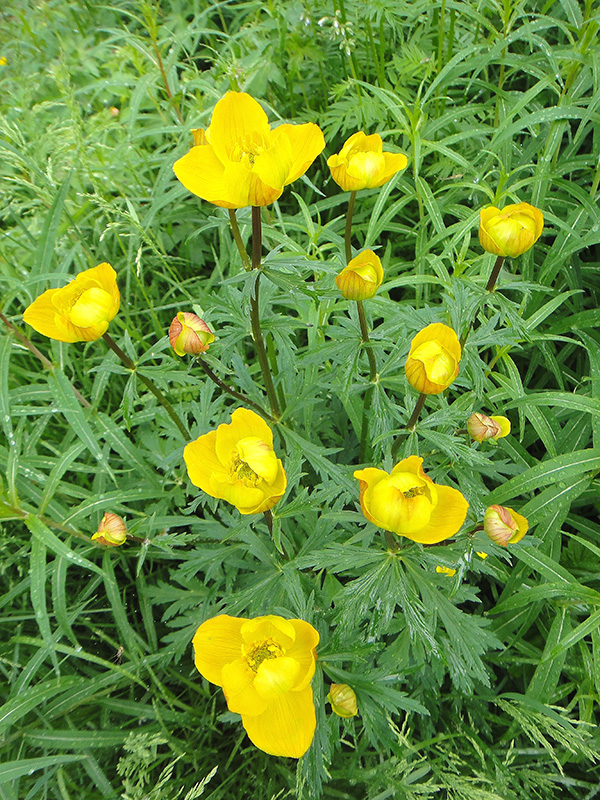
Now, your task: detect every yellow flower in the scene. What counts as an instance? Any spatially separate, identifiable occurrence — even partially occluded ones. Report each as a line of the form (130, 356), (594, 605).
(484, 505), (528, 546)
(476, 551), (488, 559)
(0, 57), (7, 66)
(328, 684), (358, 718)
(23, 263), (120, 343)
(467, 412), (511, 442)
(327, 132), (407, 192)
(184, 408), (286, 514)
(174, 92), (325, 208)
(354, 456), (469, 544)
(91, 512), (127, 547)
(169, 312), (214, 356)
(335, 249), (383, 300)
(436, 565), (456, 577)
(193, 614), (319, 758)
(479, 202), (544, 258)
(405, 323), (461, 395)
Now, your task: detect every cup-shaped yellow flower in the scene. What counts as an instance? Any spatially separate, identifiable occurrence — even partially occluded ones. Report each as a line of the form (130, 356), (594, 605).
(327, 132), (407, 192)
(193, 614), (319, 758)
(354, 456), (469, 544)
(484, 505), (528, 546)
(328, 684), (358, 718)
(479, 202), (543, 258)
(173, 91), (325, 208)
(184, 408), (286, 514)
(91, 512), (127, 547)
(405, 323), (461, 395)
(467, 412), (511, 442)
(335, 249), (383, 301)
(169, 312), (214, 357)
(23, 263), (120, 343)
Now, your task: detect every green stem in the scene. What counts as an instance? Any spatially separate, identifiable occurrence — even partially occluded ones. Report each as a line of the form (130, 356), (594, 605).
(356, 300), (378, 382)
(345, 191), (357, 263)
(228, 209), (251, 270)
(384, 530), (400, 552)
(252, 206), (262, 270)
(407, 392), (427, 431)
(102, 333), (190, 441)
(249, 270), (281, 420)
(263, 509), (273, 537)
(197, 357), (273, 421)
(486, 255), (505, 292)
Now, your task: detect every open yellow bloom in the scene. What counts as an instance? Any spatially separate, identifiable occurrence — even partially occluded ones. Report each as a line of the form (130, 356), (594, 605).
(467, 412), (511, 442)
(405, 323), (461, 395)
(354, 456), (469, 544)
(335, 249), (383, 300)
(184, 408), (286, 514)
(328, 132), (407, 192)
(23, 263), (120, 343)
(484, 505), (528, 546)
(193, 614), (319, 758)
(173, 92), (325, 208)
(479, 202), (543, 258)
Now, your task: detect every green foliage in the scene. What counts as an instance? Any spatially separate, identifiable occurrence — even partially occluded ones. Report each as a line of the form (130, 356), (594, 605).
(1, 0), (600, 798)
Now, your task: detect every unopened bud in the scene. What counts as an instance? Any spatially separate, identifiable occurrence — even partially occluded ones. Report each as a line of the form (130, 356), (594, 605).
(109, 106), (120, 117)
(328, 683), (358, 718)
(92, 512), (127, 546)
(467, 413), (510, 442)
(169, 312), (214, 356)
(335, 250), (383, 301)
(484, 505), (528, 546)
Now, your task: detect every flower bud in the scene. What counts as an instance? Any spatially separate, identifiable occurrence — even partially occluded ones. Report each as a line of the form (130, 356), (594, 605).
(467, 412), (510, 442)
(328, 684), (358, 718)
(92, 512), (127, 546)
(436, 565), (456, 576)
(328, 132), (407, 192)
(335, 250), (383, 301)
(479, 202), (543, 258)
(109, 106), (120, 117)
(484, 505), (528, 546)
(169, 312), (215, 357)
(405, 323), (461, 395)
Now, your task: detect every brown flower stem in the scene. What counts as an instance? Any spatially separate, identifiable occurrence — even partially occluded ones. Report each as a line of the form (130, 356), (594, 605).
(344, 191), (357, 263)
(356, 300), (378, 382)
(251, 206), (262, 270)
(196, 357), (274, 421)
(249, 273), (281, 420)
(228, 209), (251, 270)
(263, 509), (273, 537)
(148, 34), (184, 123)
(407, 392), (427, 431)
(0, 312), (90, 408)
(459, 319), (474, 349)
(467, 524), (485, 536)
(485, 255), (505, 292)
(384, 530), (400, 552)
(102, 333), (190, 441)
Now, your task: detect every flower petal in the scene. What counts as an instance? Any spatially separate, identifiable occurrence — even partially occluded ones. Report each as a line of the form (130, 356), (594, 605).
(23, 288), (74, 341)
(214, 408), (274, 466)
(254, 656), (301, 700)
(275, 123), (325, 184)
(353, 467), (388, 525)
(221, 658), (268, 715)
(209, 474), (266, 514)
(208, 92), (271, 166)
(184, 431), (227, 493)
(241, 685), (316, 758)
(373, 152), (408, 187)
(287, 619), (319, 690)
(192, 614), (244, 686)
(407, 484), (469, 544)
(174, 145), (244, 208)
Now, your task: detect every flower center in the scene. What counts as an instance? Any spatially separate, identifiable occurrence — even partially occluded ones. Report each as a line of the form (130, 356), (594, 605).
(403, 486), (425, 498)
(230, 453), (259, 484)
(230, 135), (267, 168)
(243, 638), (284, 672)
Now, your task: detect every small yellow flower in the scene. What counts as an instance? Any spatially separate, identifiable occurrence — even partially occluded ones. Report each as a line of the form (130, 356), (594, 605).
(0, 57), (7, 66)
(328, 684), (358, 718)
(436, 565), (456, 576)
(467, 412), (511, 442)
(23, 263), (120, 343)
(484, 505), (528, 546)
(479, 202), (544, 258)
(184, 408), (286, 515)
(327, 132), (407, 192)
(174, 91), (325, 208)
(193, 614), (319, 758)
(169, 312), (214, 356)
(91, 512), (127, 547)
(476, 551), (488, 559)
(354, 456), (469, 544)
(335, 249), (383, 301)
(405, 323), (461, 395)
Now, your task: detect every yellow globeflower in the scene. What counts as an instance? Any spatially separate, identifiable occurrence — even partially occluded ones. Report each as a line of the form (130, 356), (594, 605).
(354, 456), (469, 544)
(23, 263), (120, 343)
(173, 91), (325, 208)
(405, 323), (461, 395)
(328, 132), (407, 192)
(169, 312), (214, 356)
(184, 408), (286, 514)
(479, 202), (543, 258)
(193, 614), (319, 758)
(484, 505), (528, 546)
(335, 249), (383, 301)
(467, 412), (511, 442)
(91, 512), (127, 547)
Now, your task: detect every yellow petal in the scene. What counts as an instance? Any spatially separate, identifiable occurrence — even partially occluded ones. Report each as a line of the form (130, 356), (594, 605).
(411, 340), (457, 385)
(69, 287), (114, 327)
(373, 152), (408, 187)
(254, 656), (301, 700)
(174, 145), (243, 208)
(253, 136), (292, 191)
(192, 615), (244, 686)
(287, 619), (319, 690)
(407, 484), (469, 544)
(221, 659), (268, 715)
(184, 431), (227, 493)
(236, 437), (279, 483)
(369, 476), (433, 534)
(490, 415), (511, 438)
(208, 92), (271, 166)
(353, 467), (389, 525)
(23, 288), (75, 341)
(346, 150), (386, 186)
(214, 408), (274, 465)
(410, 322), (461, 363)
(241, 615), (296, 648)
(209, 474), (266, 514)
(241, 685), (316, 758)
(275, 123), (326, 184)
